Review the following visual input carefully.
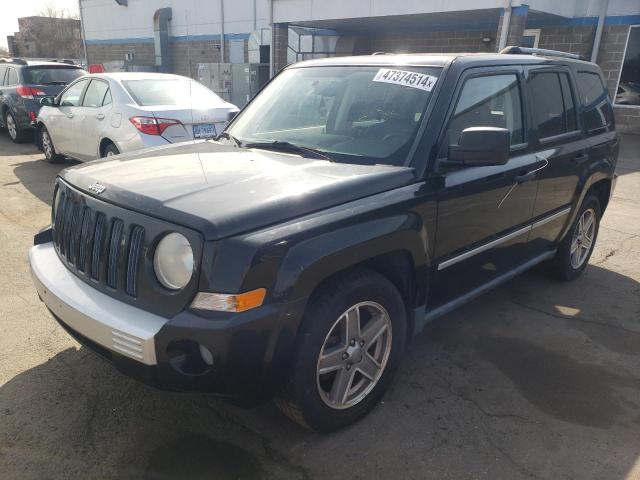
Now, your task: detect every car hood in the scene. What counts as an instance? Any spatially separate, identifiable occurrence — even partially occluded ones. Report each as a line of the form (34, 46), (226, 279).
(61, 141), (415, 240)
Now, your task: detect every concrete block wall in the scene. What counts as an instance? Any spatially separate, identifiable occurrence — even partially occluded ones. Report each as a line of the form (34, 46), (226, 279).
(370, 30), (496, 55)
(87, 38), (249, 78)
(537, 25), (596, 58)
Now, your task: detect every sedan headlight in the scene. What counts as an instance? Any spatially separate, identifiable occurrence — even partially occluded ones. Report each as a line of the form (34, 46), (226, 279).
(153, 232), (194, 290)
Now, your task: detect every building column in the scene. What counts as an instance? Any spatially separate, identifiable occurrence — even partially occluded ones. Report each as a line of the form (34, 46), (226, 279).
(271, 22), (288, 76)
(496, 5), (529, 51)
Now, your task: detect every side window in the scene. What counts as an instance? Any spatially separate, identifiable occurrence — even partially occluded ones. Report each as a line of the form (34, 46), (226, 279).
(577, 71), (614, 133)
(559, 74), (577, 132)
(102, 88), (112, 106)
(59, 80), (88, 107)
(0, 66), (7, 86)
(6, 68), (19, 86)
(82, 80), (110, 108)
(441, 73), (524, 156)
(529, 72), (578, 139)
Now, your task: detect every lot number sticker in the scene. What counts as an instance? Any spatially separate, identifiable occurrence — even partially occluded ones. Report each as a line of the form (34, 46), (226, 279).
(372, 68), (438, 92)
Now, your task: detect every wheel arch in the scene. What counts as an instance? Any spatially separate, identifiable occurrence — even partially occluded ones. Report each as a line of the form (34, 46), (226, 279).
(99, 137), (117, 157)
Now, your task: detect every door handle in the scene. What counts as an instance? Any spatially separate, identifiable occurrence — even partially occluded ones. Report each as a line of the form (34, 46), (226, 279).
(95, 114), (105, 120)
(515, 170), (536, 184)
(573, 153), (589, 163)
(66, 114), (74, 119)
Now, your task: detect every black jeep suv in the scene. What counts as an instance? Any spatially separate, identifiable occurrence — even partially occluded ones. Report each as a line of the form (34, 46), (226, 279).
(30, 49), (618, 432)
(0, 58), (85, 143)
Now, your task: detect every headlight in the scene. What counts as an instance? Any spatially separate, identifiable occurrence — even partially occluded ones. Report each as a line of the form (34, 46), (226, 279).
(153, 232), (194, 290)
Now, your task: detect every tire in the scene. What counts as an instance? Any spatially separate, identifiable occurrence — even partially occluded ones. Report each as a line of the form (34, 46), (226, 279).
(275, 268), (406, 432)
(549, 194), (601, 281)
(102, 143), (120, 157)
(4, 110), (28, 143)
(40, 126), (64, 163)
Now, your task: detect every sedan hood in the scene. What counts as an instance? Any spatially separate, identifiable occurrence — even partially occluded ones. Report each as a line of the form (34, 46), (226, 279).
(61, 142), (415, 240)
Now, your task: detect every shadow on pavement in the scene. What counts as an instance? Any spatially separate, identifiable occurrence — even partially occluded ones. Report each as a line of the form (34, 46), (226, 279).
(1, 264), (639, 479)
(10, 156), (79, 206)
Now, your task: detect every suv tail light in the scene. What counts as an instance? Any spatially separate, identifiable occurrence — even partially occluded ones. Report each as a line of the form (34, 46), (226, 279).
(129, 116), (182, 136)
(16, 86), (46, 99)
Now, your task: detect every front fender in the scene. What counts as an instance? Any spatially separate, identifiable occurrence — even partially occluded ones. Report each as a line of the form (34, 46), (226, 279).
(274, 213), (429, 300)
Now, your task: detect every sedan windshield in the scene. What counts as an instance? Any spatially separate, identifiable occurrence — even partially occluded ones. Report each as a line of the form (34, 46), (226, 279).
(23, 67), (85, 85)
(122, 78), (227, 107)
(227, 65), (441, 166)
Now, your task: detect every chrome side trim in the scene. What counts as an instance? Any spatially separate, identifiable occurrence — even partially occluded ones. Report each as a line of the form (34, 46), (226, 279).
(437, 225), (531, 271)
(29, 242), (167, 365)
(531, 207), (571, 230)
(437, 207), (571, 271)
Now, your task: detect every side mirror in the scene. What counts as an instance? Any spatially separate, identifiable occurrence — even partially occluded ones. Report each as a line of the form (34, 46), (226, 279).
(40, 96), (56, 107)
(447, 127), (510, 167)
(227, 110), (238, 123)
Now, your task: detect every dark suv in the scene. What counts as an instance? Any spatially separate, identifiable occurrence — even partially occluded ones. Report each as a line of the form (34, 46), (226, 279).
(29, 49), (618, 432)
(0, 58), (85, 143)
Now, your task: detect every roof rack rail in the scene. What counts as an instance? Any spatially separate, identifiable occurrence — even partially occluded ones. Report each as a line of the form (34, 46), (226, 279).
(371, 52), (390, 56)
(0, 57), (28, 65)
(499, 46), (585, 61)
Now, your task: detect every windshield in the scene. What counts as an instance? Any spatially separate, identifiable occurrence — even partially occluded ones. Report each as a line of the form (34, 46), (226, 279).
(122, 78), (227, 107)
(23, 67), (85, 85)
(227, 65), (440, 166)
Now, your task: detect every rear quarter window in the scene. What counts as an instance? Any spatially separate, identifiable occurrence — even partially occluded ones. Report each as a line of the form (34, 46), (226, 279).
(576, 71), (613, 133)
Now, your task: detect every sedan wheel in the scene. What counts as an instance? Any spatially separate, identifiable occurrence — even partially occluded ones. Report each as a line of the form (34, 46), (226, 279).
(316, 302), (392, 409)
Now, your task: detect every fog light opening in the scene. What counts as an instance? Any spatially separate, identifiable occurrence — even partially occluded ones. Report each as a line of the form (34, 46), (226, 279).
(166, 339), (214, 376)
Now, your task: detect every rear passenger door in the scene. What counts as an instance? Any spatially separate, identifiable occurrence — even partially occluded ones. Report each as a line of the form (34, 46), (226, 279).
(75, 79), (113, 160)
(525, 67), (590, 250)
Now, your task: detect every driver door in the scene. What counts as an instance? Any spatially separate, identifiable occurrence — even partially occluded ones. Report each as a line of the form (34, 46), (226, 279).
(429, 67), (544, 305)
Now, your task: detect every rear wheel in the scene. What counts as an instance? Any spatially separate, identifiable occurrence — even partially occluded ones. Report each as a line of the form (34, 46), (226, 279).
(102, 143), (120, 157)
(4, 110), (28, 143)
(275, 268), (406, 432)
(40, 126), (64, 163)
(550, 194), (601, 281)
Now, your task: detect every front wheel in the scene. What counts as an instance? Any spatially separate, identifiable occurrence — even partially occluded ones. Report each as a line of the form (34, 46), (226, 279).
(40, 127), (64, 163)
(275, 268), (406, 432)
(550, 194), (601, 281)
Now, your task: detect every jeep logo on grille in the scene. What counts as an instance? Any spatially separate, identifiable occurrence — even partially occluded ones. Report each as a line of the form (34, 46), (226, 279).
(88, 182), (106, 194)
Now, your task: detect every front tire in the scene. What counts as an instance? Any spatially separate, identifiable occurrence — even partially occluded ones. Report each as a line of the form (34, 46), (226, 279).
(276, 268), (406, 432)
(40, 127), (64, 163)
(550, 194), (601, 281)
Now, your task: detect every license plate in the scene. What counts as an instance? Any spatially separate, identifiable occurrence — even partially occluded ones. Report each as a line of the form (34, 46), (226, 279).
(193, 123), (216, 138)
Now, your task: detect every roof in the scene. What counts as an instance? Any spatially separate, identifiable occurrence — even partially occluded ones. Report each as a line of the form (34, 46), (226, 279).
(290, 52), (596, 69)
(0, 58), (82, 68)
(97, 72), (191, 81)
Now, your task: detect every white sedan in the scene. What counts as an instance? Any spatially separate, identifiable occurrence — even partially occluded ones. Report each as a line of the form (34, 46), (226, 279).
(36, 72), (239, 162)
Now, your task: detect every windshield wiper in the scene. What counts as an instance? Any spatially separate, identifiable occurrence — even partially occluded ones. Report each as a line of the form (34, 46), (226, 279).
(215, 131), (242, 148)
(39, 81), (67, 85)
(243, 140), (333, 161)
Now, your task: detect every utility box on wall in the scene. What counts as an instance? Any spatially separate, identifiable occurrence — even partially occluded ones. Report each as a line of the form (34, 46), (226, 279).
(197, 62), (269, 108)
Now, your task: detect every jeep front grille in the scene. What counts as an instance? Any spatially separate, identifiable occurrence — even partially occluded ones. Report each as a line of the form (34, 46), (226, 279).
(53, 190), (145, 298)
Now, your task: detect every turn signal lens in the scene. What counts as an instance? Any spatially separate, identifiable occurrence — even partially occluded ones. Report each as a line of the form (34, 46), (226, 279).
(191, 288), (266, 313)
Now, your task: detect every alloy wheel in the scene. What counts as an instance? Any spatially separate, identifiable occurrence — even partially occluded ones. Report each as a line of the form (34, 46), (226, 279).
(570, 208), (596, 269)
(316, 301), (392, 409)
(42, 131), (53, 159)
(6, 114), (17, 140)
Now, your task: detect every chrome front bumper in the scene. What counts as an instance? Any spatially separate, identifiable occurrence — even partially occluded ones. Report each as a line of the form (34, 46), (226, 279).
(29, 242), (168, 365)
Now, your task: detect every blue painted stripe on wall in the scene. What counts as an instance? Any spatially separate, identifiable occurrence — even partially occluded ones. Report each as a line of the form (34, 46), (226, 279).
(86, 33), (250, 45)
(528, 14), (640, 28)
(512, 5), (530, 17)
